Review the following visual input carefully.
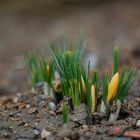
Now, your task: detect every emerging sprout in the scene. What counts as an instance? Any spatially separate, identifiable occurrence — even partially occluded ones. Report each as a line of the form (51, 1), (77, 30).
(81, 76), (86, 93)
(26, 39), (135, 124)
(46, 65), (50, 76)
(91, 85), (96, 114)
(26, 52), (54, 88)
(62, 103), (68, 125)
(107, 72), (119, 105)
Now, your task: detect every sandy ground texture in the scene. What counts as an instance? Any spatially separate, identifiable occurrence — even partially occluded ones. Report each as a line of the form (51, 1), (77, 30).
(0, 72), (140, 140)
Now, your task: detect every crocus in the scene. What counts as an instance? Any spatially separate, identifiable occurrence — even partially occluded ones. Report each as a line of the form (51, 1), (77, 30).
(81, 76), (86, 93)
(47, 65), (50, 76)
(107, 72), (119, 105)
(91, 84), (96, 114)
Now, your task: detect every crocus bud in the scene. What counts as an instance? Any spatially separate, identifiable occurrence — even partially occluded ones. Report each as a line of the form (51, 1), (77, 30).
(91, 84), (96, 114)
(47, 65), (50, 76)
(107, 72), (119, 105)
(81, 76), (86, 93)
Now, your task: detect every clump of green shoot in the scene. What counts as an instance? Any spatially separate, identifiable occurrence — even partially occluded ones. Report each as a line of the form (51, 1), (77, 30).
(26, 51), (54, 89)
(26, 38), (136, 124)
(101, 48), (136, 122)
(49, 39), (84, 107)
(49, 39), (100, 112)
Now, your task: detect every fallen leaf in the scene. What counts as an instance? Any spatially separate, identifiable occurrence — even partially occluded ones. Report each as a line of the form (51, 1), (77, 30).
(0, 97), (9, 105)
(6, 103), (19, 109)
(18, 103), (26, 109)
(24, 122), (30, 127)
(10, 117), (20, 121)
(28, 107), (37, 114)
(49, 110), (56, 116)
(124, 130), (140, 138)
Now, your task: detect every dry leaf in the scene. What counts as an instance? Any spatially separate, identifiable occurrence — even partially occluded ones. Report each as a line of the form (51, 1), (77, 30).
(124, 130), (140, 138)
(6, 103), (19, 109)
(28, 107), (37, 114)
(0, 97), (9, 105)
(49, 110), (56, 116)
(24, 122), (30, 127)
(18, 103), (26, 109)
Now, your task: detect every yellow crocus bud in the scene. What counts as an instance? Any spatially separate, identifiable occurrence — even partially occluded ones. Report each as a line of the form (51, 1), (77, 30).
(67, 50), (72, 56)
(81, 76), (86, 93)
(46, 65), (50, 76)
(91, 85), (96, 114)
(107, 72), (119, 105)
(63, 51), (73, 58)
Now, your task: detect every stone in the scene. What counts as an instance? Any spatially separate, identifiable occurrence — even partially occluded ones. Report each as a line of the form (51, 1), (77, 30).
(28, 107), (38, 114)
(34, 129), (40, 136)
(136, 120), (140, 127)
(26, 104), (31, 109)
(13, 97), (19, 103)
(41, 130), (51, 140)
(48, 102), (56, 111)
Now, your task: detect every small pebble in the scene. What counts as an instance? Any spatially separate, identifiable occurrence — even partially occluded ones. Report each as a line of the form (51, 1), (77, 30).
(34, 129), (40, 136)
(41, 130), (51, 140)
(26, 104), (31, 109)
(13, 97), (18, 103)
(9, 110), (20, 117)
(48, 102), (56, 111)
(17, 113), (20, 116)
(39, 101), (46, 108)
(24, 123), (29, 127)
(4, 132), (7, 137)
(82, 125), (89, 131)
(136, 120), (140, 127)
(137, 106), (140, 112)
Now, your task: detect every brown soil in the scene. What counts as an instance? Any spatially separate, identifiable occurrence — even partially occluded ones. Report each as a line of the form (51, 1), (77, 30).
(0, 69), (140, 140)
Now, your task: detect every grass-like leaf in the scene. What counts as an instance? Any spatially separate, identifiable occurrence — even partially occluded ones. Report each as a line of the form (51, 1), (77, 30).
(62, 103), (68, 124)
(116, 68), (136, 102)
(26, 51), (54, 88)
(113, 47), (118, 75)
(102, 66), (109, 105)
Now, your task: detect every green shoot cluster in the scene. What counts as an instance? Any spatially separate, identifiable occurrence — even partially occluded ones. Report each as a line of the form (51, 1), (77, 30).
(26, 51), (54, 88)
(26, 39), (136, 123)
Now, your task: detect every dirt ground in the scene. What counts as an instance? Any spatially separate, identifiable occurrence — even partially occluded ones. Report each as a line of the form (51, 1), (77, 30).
(0, 68), (140, 140)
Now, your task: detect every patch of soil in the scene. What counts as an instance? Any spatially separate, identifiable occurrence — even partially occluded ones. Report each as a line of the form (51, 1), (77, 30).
(0, 71), (140, 140)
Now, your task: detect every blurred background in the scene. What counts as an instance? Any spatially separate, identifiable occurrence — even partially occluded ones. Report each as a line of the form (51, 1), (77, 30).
(0, 0), (140, 95)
